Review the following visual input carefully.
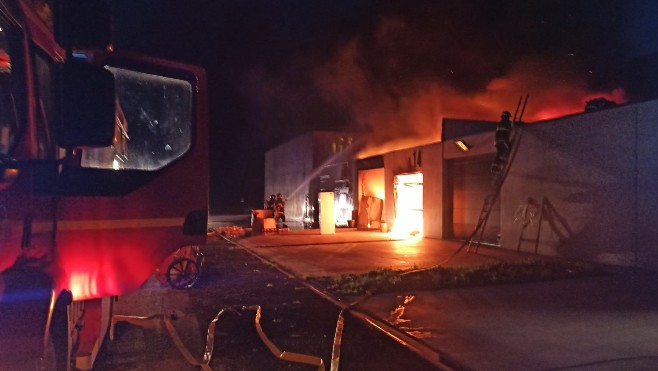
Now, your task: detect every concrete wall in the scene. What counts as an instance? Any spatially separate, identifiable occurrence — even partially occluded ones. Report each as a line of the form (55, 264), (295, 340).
(501, 99), (658, 268)
(264, 133), (314, 224)
(421, 144), (444, 238)
(443, 131), (496, 161)
(637, 102), (658, 267)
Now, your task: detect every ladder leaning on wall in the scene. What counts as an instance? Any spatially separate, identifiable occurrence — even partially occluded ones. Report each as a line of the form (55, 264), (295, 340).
(465, 95), (529, 254)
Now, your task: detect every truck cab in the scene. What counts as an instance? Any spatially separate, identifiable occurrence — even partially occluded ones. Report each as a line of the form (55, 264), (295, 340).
(0, 1), (209, 369)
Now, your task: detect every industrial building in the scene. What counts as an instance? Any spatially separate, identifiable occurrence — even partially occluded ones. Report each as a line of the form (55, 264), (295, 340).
(264, 98), (658, 270)
(264, 131), (361, 230)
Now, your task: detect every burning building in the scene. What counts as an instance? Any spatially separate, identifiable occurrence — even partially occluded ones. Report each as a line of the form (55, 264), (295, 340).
(370, 98), (658, 269)
(267, 96), (658, 270)
(359, 118), (500, 240)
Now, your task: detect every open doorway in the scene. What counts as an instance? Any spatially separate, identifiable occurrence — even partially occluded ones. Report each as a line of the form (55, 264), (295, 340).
(357, 168), (385, 229)
(393, 172), (423, 237)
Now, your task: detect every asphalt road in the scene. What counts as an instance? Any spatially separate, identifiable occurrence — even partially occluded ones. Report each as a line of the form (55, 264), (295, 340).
(94, 241), (440, 370)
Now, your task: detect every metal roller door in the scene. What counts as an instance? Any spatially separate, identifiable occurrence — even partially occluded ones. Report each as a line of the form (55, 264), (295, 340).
(447, 156), (500, 243)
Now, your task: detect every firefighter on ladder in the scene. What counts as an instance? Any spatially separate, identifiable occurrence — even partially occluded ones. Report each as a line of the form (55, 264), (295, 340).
(492, 111), (513, 172)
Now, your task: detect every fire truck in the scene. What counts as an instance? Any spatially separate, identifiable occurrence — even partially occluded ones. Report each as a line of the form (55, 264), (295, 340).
(0, 1), (208, 369)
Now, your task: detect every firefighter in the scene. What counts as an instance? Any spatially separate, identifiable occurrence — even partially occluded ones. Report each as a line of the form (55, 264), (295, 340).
(265, 194), (276, 211)
(275, 193), (286, 227)
(492, 111), (513, 172)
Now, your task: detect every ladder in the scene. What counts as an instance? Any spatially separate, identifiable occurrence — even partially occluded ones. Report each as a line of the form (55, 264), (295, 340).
(515, 197), (542, 254)
(515, 197), (574, 254)
(466, 95), (528, 253)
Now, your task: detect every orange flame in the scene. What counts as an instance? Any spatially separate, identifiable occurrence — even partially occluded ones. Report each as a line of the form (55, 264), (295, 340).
(391, 173), (424, 239)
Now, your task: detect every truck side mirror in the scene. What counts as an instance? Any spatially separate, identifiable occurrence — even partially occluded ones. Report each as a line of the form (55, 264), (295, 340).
(56, 59), (115, 149)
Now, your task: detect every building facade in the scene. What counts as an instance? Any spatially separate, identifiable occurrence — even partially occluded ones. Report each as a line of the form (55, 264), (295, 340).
(264, 131), (359, 229)
(503, 99), (658, 268)
(377, 100), (658, 269)
(266, 99), (658, 270)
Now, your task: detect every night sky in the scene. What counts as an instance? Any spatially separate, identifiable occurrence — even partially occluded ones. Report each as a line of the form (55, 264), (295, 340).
(108, 0), (658, 214)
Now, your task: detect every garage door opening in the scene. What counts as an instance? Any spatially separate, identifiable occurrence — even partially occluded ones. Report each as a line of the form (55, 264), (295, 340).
(448, 157), (500, 243)
(393, 172), (423, 238)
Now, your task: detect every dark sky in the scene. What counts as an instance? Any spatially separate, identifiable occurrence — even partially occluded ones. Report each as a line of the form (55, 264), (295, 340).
(109, 0), (658, 214)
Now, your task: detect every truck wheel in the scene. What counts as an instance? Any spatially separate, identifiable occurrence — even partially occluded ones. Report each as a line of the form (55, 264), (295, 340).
(166, 258), (199, 289)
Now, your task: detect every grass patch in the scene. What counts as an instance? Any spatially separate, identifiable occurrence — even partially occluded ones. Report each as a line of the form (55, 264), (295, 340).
(311, 258), (602, 296)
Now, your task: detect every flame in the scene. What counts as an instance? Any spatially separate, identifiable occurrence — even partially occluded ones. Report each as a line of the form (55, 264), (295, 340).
(390, 211), (424, 239)
(359, 168), (385, 200)
(391, 173), (424, 238)
(532, 88), (627, 121)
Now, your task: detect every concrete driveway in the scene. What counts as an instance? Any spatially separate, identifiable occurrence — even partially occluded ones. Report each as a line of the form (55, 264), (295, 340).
(239, 229), (529, 276)
(236, 229), (658, 370)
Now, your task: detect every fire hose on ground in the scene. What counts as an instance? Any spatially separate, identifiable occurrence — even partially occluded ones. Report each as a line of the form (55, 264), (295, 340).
(110, 304), (345, 371)
(217, 233), (447, 370)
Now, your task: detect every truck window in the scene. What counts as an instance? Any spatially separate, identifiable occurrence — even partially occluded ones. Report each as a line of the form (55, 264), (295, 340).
(0, 28), (17, 157)
(81, 67), (193, 171)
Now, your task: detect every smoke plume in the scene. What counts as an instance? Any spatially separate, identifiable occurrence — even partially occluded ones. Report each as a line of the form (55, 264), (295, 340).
(313, 12), (627, 157)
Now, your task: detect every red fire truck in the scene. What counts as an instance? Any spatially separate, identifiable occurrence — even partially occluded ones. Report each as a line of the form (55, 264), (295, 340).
(0, 1), (208, 369)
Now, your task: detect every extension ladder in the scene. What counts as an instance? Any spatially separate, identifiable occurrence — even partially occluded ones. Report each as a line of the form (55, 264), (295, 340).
(466, 95), (528, 253)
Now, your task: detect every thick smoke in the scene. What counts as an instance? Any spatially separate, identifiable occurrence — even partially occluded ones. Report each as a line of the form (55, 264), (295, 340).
(313, 7), (629, 157)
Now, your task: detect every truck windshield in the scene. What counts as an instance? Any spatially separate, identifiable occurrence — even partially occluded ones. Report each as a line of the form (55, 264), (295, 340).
(81, 67), (193, 171)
